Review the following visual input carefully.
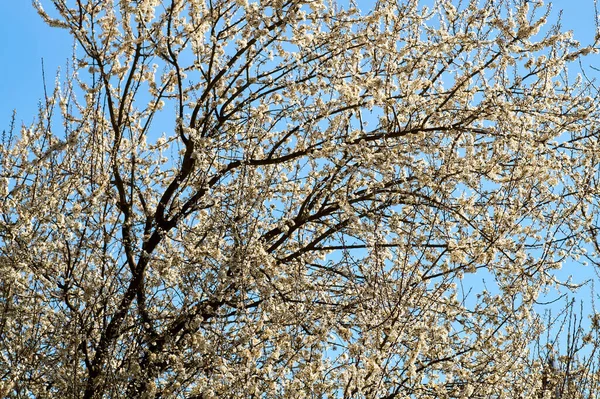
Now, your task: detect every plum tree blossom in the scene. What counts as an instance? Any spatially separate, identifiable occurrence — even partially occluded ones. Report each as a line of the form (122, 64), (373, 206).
(3, 0), (600, 397)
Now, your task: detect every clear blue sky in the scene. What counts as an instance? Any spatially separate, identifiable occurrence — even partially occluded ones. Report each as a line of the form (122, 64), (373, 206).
(1, 2), (74, 129)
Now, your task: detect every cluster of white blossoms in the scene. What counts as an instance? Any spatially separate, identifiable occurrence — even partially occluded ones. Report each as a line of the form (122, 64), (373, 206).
(3, 0), (600, 397)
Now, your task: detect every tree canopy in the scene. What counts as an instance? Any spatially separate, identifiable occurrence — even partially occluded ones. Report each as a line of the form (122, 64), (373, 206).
(2, 0), (600, 397)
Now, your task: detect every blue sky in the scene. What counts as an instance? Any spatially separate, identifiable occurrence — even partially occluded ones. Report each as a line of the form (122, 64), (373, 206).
(1, 2), (73, 128)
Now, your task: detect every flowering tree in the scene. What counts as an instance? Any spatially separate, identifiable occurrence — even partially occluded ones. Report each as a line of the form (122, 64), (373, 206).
(3, 0), (600, 397)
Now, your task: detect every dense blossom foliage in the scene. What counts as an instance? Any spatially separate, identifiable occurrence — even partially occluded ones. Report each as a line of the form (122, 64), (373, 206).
(3, 0), (600, 397)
